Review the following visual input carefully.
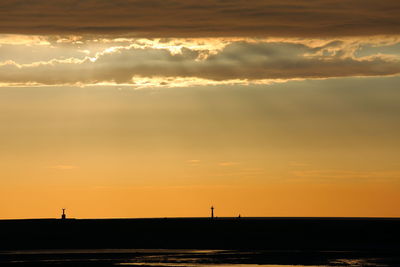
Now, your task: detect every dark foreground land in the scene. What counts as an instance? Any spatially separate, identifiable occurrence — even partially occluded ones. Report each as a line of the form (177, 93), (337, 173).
(1, 217), (399, 250)
(0, 217), (400, 266)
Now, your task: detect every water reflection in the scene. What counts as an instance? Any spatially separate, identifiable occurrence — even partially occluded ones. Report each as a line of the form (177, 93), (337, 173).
(0, 249), (397, 266)
(117, 264), (324, 267)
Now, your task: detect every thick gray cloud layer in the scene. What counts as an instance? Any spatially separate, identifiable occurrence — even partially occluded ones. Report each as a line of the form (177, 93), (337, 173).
(1, 0), (400, 37)
(1, 41), (400, 85)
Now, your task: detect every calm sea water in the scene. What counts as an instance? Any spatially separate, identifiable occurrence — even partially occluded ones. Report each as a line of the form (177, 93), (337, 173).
(0, 249), (396, 266)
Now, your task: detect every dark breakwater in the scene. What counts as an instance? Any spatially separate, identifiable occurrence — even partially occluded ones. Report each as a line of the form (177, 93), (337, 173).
(0, 217), (399, 251)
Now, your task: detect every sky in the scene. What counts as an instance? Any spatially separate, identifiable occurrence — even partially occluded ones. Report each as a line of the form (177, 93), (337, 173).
(0, 0), (400, 219)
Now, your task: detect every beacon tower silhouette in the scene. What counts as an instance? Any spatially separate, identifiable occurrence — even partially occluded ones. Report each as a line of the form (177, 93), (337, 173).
(61, 208), (66, 220)
(211, 206), (214, 219)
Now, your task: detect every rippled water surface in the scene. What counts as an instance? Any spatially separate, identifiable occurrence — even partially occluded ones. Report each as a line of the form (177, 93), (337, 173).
(0, 249), (398, 266)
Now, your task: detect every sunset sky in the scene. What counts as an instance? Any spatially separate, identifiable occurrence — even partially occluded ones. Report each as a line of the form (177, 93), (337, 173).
(1, 0), (400, 219)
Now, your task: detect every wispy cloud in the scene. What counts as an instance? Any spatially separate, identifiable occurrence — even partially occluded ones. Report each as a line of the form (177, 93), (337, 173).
(218, 162), (240, 167)
(289, 161), (311, 167)
(290, 170), (400, 181)
(187, 160), (201, 166)
(48, 165), (78, 170)
(1, 38), (400, 87)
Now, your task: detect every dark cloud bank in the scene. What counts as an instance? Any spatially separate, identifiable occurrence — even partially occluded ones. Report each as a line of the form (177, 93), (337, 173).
(1, 0), (400, 37)
(2, 42), (400, 85)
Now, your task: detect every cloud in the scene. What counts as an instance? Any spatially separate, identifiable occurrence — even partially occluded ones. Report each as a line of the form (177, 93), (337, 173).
(49, 165), (78, 170)
(218, 162), (240, 167)
(290, 170), (400, 181)
(0, 0), (399, 38)
(187, 160), (201, 166)
(1, 39), (400, 86)
(289, 162), (311, 167)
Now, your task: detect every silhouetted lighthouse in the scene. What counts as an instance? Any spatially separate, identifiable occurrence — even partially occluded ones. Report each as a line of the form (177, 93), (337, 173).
(61, 208), (66, 220)
(211, 206), (214, 219)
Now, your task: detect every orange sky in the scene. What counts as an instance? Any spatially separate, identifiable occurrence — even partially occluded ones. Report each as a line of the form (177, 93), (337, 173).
(1, 79), (399, 219)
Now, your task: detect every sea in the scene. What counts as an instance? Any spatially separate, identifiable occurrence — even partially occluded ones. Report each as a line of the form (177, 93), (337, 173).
(0, 248), (398, 266)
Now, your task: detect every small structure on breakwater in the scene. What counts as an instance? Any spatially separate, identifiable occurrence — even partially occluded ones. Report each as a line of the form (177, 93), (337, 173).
(61, 208), (66, 220)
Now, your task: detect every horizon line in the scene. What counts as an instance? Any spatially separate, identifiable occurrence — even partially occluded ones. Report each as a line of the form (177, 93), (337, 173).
(1, 216), (400, 221)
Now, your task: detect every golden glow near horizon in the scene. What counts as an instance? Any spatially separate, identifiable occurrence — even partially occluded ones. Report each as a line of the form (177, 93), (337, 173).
(1, 1), (400, 219)
(1, 78), (400, 219)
